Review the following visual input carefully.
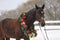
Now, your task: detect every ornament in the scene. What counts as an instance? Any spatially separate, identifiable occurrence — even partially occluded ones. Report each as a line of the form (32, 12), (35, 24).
(23, 24), (27, 28)
(23, 16), (26, 19)
(21, 19), (24, 22)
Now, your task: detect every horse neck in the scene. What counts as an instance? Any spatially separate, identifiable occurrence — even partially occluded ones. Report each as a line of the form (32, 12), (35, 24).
(25, 9), (36, 26)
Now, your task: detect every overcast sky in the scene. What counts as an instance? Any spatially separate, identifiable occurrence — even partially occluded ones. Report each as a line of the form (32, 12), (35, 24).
(0, 0), (28, 11)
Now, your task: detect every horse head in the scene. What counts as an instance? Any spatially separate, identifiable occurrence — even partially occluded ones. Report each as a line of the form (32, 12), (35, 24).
(35, 4), (45, 26)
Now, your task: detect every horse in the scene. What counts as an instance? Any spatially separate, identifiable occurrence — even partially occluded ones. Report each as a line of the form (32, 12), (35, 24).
(0, 4), (45, 40)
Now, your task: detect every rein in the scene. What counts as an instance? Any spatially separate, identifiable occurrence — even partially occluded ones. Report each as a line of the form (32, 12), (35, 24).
(39, 25), (49, 40)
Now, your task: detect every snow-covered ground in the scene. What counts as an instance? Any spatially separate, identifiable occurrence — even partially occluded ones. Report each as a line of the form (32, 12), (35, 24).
(33, 25), (60, 40)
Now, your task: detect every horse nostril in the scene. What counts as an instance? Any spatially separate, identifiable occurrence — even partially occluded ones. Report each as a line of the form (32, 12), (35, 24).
(41, 22), (45, 27)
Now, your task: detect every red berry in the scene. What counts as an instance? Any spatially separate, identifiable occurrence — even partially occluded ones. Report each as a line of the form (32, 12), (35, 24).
(23, 24), (27, 28)
(23, 16), (26, 19)
(21, 19), (24, 22)
(26, 30), (32, 34)
(26, 30), (30, 34)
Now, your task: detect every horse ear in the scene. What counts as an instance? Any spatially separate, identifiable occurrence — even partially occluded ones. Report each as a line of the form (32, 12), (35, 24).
(42, 4), (45, 9)
(35, 4), (39, 9)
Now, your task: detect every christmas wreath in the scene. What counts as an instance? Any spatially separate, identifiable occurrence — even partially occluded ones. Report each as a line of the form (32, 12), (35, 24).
(18, 12), (37, 38)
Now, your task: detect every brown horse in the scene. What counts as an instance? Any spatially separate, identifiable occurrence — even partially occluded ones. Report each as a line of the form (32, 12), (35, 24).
(0, 4), (45, 40)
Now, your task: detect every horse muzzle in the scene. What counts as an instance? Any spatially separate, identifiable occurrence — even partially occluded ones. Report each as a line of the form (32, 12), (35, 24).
(39, 19), (45, 27)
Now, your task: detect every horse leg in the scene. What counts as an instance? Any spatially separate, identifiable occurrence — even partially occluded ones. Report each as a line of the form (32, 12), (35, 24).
(24, 37), (30, 40)
(3, 38), (5, 40)
(0, 37), (5, 40)
(16, 38), (20, 40)
(6, 37), (10, 40)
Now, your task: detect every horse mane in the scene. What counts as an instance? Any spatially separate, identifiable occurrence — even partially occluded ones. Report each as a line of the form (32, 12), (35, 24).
(26, 8), (36, 15)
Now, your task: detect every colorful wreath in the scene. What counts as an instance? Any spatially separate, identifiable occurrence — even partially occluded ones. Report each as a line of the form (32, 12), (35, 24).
(19, 12), (37, 38)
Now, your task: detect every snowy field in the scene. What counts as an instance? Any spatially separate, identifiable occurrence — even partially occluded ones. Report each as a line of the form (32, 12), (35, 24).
(10, 21), (60, 40)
